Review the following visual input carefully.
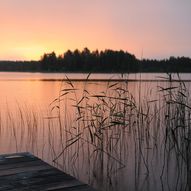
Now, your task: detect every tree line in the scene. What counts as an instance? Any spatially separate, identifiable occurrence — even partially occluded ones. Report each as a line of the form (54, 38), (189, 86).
(0, 48), (191, 73)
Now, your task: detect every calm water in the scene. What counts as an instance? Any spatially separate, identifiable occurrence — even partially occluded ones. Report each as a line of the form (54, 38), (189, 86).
(0, 72), (191, 191)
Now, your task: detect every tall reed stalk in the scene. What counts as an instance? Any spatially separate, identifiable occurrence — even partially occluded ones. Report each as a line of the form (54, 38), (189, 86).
(0, 73), (190, 191)
(51, 73), (191, 191)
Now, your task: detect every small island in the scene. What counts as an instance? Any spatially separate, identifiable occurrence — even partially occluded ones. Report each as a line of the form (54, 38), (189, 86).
(0, 48), (191, 73)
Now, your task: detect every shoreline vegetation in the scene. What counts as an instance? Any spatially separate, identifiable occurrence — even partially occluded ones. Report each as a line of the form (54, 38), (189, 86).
(49, 74), (191, 190)
(0, 72), (190, 190)
(0, 48), (191, 73)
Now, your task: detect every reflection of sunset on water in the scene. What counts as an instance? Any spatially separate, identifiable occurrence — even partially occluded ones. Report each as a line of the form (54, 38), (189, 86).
(0, 72), (190, 190)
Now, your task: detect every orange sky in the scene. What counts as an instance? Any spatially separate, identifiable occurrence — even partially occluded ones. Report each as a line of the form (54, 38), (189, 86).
(0, 0), (191, 61)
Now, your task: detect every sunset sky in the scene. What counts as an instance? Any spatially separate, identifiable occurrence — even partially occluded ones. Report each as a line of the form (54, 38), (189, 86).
(0, 0), (191, 61)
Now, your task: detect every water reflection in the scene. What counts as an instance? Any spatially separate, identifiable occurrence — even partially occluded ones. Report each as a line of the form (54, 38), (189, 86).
(0, 72), (190, 191)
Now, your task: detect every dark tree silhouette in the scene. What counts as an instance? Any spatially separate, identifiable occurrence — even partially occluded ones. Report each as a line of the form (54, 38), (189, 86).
(0, 48), (191, 73)
(41, 52), (57, 71)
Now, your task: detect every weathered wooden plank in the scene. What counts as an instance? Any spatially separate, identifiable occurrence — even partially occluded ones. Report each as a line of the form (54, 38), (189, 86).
(0, 164), (52, 176)
(0, 153), (97, 191)
(0, 153), (37, 165)
(0, 168), (82, 188)
(0, 176), (84, 191)
(46, 184), (97, 191)
(0, 160), (47, 171)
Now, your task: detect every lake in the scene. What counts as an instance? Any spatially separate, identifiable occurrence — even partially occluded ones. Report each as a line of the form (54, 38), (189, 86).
(0, 72), (190, 191)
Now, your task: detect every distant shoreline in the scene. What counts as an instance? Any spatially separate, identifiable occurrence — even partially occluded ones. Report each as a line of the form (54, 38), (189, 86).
(1, 49), (191, 73)
(1, 70), (191, 74)
(0, 78), (189, 82)
(0, 71), (191, 82)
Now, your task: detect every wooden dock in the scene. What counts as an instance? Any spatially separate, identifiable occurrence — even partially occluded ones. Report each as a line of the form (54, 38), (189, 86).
(0, 152), (96, 191)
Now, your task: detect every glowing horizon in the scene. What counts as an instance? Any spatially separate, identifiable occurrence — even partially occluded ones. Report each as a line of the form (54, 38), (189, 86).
(0, 0), (191, 61)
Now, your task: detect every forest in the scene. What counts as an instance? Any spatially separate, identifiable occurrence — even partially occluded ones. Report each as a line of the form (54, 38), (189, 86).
(0, 48), (191, 73)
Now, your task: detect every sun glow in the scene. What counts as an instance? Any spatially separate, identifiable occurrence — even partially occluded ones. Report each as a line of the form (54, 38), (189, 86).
(12, 46), (48, 61)
(0, 45), (51, 61)
(0, 1), (190, 60)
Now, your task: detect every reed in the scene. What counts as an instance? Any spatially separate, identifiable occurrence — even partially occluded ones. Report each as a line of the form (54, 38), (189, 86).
(51, 73), (191, 191)
(0, 73), (190, 191)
